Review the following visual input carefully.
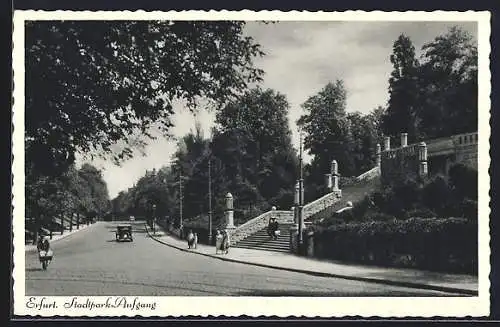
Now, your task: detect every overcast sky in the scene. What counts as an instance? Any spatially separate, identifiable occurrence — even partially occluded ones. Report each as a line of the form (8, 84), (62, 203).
(76, 20), (477, 199)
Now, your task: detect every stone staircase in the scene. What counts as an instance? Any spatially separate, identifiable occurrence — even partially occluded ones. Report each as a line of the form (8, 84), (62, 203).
(307, 170), (382, 224)
(231, 166), (382, 253)
(233, 223), (294, 253)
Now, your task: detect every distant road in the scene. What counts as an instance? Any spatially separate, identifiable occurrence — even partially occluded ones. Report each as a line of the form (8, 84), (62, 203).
(26, 221), (460, 296)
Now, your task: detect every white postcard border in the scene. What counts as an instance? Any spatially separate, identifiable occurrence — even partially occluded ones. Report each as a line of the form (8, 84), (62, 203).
(12, 10), (491, 317)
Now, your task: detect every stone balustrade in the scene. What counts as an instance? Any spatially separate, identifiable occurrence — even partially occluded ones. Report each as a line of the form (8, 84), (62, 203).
(454, 132), (478, 146)
(381, 144), (418, 159)
(303, 190), (342, 219)
(355, 166), (381, 182)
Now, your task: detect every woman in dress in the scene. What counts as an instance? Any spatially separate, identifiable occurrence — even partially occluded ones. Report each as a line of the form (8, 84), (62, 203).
(215, 230), (223, 254)
(221, 230), (230, 254)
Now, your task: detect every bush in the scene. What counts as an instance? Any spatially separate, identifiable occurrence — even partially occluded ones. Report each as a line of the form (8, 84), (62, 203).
(403, 207), (437, 220)
(318, 217), (345, 227)
(458, 198), (478, 220)
(448, 163), (478, 200)
(312, 217), (477, 274)
(334, 208), (354, 221)
(392, 177), (422, 210)
(350, 196), (372, 221)
(365, 212), (396, 221)
(422, 174), (452, 216)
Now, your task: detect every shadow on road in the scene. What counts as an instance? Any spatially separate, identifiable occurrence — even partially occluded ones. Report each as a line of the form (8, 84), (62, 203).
(235, 289), (463, 297)
(26, 267), (44, 272)
(26, 277), (227, 296)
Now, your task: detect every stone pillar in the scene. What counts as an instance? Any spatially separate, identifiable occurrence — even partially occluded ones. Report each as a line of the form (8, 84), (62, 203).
(401, 132), (408, 147)
(324, 173), (332, 192)
(294, 181), (300, 206)
(384, 136), (391, 151)
(294, 181), (300, 224)
(306, 231), (315, 257)
(225, 192), (235, 229)
(376, 143), (381, 167)
(289, 224), (299, 254)
(418, 142), (428, 179)
(331, 160), (339, 192)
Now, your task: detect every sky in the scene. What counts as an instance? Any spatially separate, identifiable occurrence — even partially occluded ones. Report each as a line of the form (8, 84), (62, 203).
(75, 21), (477, 199)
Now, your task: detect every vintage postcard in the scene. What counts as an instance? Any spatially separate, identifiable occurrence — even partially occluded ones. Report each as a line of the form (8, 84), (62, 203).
(12, 10), (491, 317)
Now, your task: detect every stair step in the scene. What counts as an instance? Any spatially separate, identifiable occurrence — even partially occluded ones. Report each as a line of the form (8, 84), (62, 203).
(239, 237), (289, 242)
(233, 245), (290, 253)
(240, 241), (289, 246)
(251, 234), (290, 238)
(233, 222), (295, 253)
(234, 242), (290, 249)
(237, 242), (289, 247)
(240, 237), (289, 241)
(234, 244), (290, 250)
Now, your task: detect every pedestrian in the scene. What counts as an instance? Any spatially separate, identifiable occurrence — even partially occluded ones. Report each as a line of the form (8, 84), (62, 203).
(221, 230), (230, 254)
(187, 229), (196, 249)
(215, 230), (223, 254)
(272, 219), (280, 240)
(267, 218), (274, 238)
(193, 232), (198, 249)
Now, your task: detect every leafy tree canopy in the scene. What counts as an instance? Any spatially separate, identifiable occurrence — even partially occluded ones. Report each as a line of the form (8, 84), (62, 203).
(26, 21), (265, 176)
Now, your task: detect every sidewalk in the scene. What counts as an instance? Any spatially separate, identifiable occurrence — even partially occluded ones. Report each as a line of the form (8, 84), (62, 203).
(25, 223), (95, 252)
(145, 225), (478, 296)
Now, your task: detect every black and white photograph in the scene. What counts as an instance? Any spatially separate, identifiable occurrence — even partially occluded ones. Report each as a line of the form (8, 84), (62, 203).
(12, 10), (491, 317)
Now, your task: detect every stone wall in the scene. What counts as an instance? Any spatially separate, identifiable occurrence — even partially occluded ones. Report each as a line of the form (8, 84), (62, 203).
(453, 132), (478, 169)
(381, 144), (420, 185)
(303, 190), (342, 219)
(229, 210), (293, 245)
(355, 166), (381, 182)
(380, 131), (478, 185)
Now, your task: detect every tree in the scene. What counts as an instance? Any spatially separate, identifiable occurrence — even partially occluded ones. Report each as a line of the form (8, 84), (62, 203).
(382, 34), (420, 142)
(26, 21), (265, 176)
(77, 164), (111, 219)
(346, 110), (384, 173)
(214, 87), (298, 209)
(416, 26), (478, 139)
(298, 80), (352, 185)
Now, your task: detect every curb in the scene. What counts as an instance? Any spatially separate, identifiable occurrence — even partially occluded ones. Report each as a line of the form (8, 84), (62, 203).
(144, 224), (477, 296)
(25, 223), (95, 253)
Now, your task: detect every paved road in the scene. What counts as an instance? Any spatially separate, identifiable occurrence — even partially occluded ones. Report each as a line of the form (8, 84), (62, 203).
(26, 221), (461, 296)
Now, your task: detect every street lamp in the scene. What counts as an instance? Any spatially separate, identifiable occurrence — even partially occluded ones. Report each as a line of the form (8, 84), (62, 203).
(208, 157), (213, 245)
(179, 170), (183, 229)
(298, 129), (305, 253)
(152, 204), (156, 235)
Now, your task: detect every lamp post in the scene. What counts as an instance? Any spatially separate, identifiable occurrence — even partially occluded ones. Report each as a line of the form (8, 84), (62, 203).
(298, 130), (304, 253)
(179, 170), (183, 229)
(152, 204), (156, 235)
(208, 158), (213, 245)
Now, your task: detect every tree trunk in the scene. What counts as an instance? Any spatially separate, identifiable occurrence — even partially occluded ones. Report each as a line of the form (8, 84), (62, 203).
(70, 212), (73, 232)
(61, 215), (64, 235)
(32, 215), (40, 245)
(76, 212), (80, 229)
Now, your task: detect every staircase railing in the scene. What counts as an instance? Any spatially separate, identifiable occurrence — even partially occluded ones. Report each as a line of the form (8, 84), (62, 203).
(230, 164), (382, 245)
(355, 166), (380, 182)
(302, 190), (342, 220)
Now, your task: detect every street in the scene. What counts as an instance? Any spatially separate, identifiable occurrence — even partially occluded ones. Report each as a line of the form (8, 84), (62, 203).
(26, 221), (462, 296)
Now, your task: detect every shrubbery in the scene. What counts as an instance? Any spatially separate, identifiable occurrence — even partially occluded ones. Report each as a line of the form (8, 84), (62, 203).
(308, 163), (478, 274)
(310, 217), (477, 274)
(319, 163), (477, 225)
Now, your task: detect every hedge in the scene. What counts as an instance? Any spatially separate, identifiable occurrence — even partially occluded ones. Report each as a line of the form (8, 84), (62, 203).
(310, 217), (477, 274)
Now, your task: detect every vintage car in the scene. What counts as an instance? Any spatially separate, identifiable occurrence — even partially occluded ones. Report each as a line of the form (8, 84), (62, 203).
(115, 224), (133, 242)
